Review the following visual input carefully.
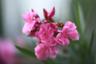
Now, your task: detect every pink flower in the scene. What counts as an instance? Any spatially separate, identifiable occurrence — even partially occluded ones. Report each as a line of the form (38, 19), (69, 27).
(22, 10), (40, 36)
(63, 21), (79, 40)
(23, 10), (39, 23)
(35, 44), (58, 60)
(36, 22), (57, 42)
(0, 39), (16, 64)
(56, 21), (79, 46)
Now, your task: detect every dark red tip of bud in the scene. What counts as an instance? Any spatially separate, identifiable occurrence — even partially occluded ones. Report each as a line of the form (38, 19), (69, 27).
(49, 7), (55, 18)
(43, 9), (48, 19)
(31, 9), (34, 12)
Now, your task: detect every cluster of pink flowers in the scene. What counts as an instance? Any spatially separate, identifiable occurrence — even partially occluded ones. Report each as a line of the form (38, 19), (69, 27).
(22, 7), (79, 60)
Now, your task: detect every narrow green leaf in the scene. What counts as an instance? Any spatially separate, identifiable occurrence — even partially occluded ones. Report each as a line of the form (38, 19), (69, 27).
(73, 0), (85, 34)
(88, 30), (95, 55)
(16, 45), (35, 58)
(78, 4), (85, 34)
(43, 59), (56, 64)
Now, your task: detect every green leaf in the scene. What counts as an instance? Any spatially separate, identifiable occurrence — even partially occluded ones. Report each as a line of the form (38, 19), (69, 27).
(87, 30), (95, 64)
(89, 30), (95, 52)
(43, 59), (56, 64)
(73, 0), (85, 34)
(16, 45), (35, 58)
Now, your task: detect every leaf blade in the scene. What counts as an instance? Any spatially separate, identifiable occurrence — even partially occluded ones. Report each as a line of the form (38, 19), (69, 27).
(16, 45), (35, 58)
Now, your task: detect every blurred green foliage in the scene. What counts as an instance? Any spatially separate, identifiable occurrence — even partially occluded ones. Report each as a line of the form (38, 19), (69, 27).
(69, 0), (96, 64)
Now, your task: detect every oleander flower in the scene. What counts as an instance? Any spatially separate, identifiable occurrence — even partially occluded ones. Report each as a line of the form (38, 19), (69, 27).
(23, 10), (39, 23)
(35, 43), (58, 60)
(63, 21), (79, 40)
(22, 10), (41, 36)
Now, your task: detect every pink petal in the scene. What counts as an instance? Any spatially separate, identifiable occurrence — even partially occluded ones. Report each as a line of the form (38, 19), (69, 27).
(56, 33), (70, 46)
(64, 21), (76, 30)
(22, 20), (36, 35)
(35, 44), (49, 60)
(68, 30), (79, 40)
(49, 47), (58, 59)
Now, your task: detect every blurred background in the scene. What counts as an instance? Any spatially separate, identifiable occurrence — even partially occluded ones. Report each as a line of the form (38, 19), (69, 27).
(0, 0), (96, 64)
